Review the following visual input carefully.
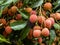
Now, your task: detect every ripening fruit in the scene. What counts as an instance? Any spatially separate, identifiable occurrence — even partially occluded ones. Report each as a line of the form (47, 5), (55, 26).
(48, 18), (55, 25)
(29, 15), (37, 23)
(54, 13), (60, 20)
(25, 7), (32, 13)
(5, 26), (12, 34)
(52, 43), (55, 45)
(43, 2), (52, 10)
(8, 9), (13, 16)
(33, 30), (41, 38)
(44, 19), (52, 29)
(38, 37), (42, 44)
(33, 25), (41, 30)
(38, 16), (46, 24)
(2, 8), (8, 14)
(30, 10), (37, 15)
(11, 6), (17, 13)
(16, 14), (22, 20)
(42, 28), (50, 36)
(0, 19), (6, 25)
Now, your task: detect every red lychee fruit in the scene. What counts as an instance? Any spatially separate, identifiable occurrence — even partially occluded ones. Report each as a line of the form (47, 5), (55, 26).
(5, 26), (12, 34)
(48, 17), (55, 25)
(44, 19), (52, 29)
(16, 14), (22, 20)
(38, 16), (46, 24)
(33, 30), (41, 38)
(43, 2), (52, 10)
(29, 15), (37, 23)
(30, 10), (37, 15)
(41, 28), (50, 36)
(38, 37), (42, 44)
(33, 25), (41, 30)
(0, 19), (6, 25)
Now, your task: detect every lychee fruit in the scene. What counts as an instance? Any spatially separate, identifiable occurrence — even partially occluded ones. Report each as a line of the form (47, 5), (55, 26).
(30, 10), (37, 15)
(8, 9), (13, 16)
(5, 26), (12, 34)
(33, 25), (41, 30)
(29, 15), (37, 23)
(41, 28), (50, 36)
(25, 7), (32, 13)
(43, 2), (52, 10)
(33, 30), (41, 38)
(16, 14), (22, 20)
(44, 19), (52, 29)
(11, 6), (17, 13)
(48, 17), (55, 25)
(54, 13), (60, 20)
(0, 19), (6, 25)
(38, 16), (46, 24)
(38, 37), (42, 44)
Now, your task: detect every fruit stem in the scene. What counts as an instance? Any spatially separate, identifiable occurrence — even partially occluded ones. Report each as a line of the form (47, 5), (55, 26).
(39, 6), (42, 16)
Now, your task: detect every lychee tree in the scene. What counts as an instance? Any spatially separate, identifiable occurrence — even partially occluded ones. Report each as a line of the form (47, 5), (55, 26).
(0, 0), (60, 45)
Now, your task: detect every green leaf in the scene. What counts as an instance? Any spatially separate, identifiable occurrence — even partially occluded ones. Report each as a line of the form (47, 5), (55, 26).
(53, 23), (60, 30)
(18, 9), (28, 19)
(20, 26), (30, 40)
(10, 21), (27, 30)
(49, 30), (56, 45)
(31, 0), (43, 8)
(23, 0), (29, 4)
(0, 35), (10, 43)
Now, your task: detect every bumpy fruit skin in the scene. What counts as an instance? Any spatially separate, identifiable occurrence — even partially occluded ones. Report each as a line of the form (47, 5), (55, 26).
(33, 25), (41, 30)
(25, 7), (32, 13)
(42, 28), (49, 36)
(5, 26), (12, 34)
(38, 37), (42, 44)
(33, 30), (41, 38)
(16, 14), (22, 20)
(38, 16), (46, 24)
(43, 2), (52, 10)
(11, 6), (17, 13)
(27, 29), (33, 39)
(54, 13), (60, 20)
(44, 19), (52, 29)
(8, 9), (13, 16)
(2, 8), (8, 14)
(29, 15), (37, 23)
(48, 18), (55, 25)
(30, 10), (37, 15)
(0, 19), (6, 25)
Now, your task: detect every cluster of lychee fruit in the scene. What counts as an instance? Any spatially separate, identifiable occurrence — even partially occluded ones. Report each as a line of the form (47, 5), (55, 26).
(27, 2), (60, 45)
